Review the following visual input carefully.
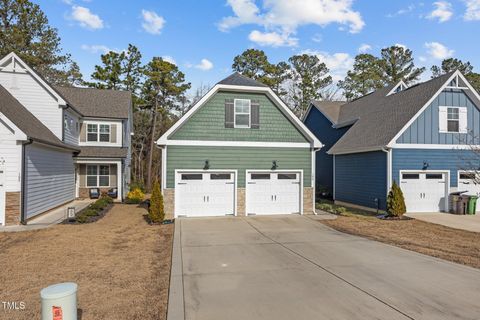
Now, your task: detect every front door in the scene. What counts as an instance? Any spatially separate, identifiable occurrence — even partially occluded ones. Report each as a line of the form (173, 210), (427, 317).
(0, 158), (5, 225)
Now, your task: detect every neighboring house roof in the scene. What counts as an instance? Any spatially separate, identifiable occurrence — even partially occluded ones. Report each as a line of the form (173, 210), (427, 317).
(0, 85), (78, 151)
(310, 101), (345, 124)
(75, 146), (128, 158)
(328, 72), (456, 154)
(54, 86), (132, 119)
(217, 72), (268, 88)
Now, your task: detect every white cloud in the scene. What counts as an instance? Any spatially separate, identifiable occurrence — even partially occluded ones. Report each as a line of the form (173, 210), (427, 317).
(394, 43), (408, 50)
(358, 44), (371, 53)
(162, 56), (177, 65)
(427, 1), (453, 22)
(219, 0), (364, 47)
(81, 44), (112, 54)
(302, 49), (354, 82)
(387, 4), (416, 17)
(141, 10), (165, 35)
(71, 5), (104, 30)
(195, 59), (214, 71)
(248, 30), (298, 47)
(464, 0), (480, 20)
(425, 41), (454, 59)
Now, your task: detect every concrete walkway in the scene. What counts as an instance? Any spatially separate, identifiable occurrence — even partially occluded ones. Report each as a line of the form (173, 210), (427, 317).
(406, 212), (480, 232)
(168, 215), (480, 320)
(0, 199), (93, 232)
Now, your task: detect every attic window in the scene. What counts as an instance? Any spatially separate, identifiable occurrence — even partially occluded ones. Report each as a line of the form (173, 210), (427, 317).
(234, 99), (251, 128)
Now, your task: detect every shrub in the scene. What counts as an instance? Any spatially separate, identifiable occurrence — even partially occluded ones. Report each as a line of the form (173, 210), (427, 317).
(335, 207), (347, 214)
(317, 203), (333, 212)
(127, 188), (145, 204)
(84, 209), (99, 217)
(76, 215), (89, 223)
(387, 181), (406, 217)
(149, 180), (165, 223)
(129, 181), (146, 193)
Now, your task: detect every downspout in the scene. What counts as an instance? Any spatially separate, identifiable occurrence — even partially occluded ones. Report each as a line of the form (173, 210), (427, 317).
(381, 147), (392, 213)
(312, 148), (322, 215)
(20, 139), (34, 225)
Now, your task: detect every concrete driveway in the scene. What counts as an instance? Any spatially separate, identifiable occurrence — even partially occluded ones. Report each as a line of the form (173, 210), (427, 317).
(406, 212), (480, 233)
(168, 215), (480, 320)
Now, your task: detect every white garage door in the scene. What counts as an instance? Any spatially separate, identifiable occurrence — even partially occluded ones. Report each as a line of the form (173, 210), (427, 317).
(175, 171), (235, 217)
(246, 171), (301, 215)
(458, 171), (480, 212)
(400, 172), (447, 212)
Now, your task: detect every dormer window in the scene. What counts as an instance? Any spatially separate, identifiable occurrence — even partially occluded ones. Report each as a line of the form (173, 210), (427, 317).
(234, 99), (251, 128)
(87, 124), (110, 142)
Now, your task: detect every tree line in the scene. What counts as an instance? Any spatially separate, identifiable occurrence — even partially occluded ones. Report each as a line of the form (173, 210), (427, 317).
(2, 0), (480, 191)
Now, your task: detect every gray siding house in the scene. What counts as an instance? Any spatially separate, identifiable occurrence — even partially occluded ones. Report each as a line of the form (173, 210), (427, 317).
(0, 52), (132, 226)
(304, 71), (480, 213)
(157, 73), (322, 219)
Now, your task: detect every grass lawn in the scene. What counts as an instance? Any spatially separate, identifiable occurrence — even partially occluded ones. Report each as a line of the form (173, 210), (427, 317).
(317, 201), (480, 269)
(0, 204), (174, 320)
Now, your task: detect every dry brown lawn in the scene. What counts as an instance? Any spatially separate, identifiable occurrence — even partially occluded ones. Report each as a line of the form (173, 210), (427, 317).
(0, 204), (174, 320)
(320, 213), (480, 269)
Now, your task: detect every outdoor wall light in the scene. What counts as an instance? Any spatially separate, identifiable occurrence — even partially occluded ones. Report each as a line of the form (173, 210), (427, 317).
(422, 161), (429, 170)
(271, 160), (278, 170)
(204, 160), (210, 170)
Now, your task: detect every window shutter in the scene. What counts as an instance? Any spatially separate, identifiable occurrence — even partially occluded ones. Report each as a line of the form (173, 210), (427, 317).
(438, 106), (448, 132)
(459, 107), (468, 134)
(79, 123), (86, 142)
(110, 124), (117, 143)
(251, 100), (260, 129)
(225, 99), (234, 128)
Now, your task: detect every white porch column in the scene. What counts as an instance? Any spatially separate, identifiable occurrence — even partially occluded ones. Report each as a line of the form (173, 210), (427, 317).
(116, 161), (122, 201)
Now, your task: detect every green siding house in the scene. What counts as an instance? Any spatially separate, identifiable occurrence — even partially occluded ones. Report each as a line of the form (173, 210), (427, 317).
(157, 73), (322, 218)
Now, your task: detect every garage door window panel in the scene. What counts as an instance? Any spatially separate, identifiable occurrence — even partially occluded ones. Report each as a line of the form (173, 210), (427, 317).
(181, 174), (202, 180)
(426, 173), (443, 180)
(251, 173), (270, 180)
(278, 173), (297, 180)
(210, 173), (231, 180)
(402, 173), (420, 180)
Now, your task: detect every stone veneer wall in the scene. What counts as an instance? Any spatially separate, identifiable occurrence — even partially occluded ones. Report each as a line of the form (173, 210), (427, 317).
(163, 188), (175, 220)
(236, 188), (245, 216)
(5, 192), (21, 225)
(303, 187), (314, 215)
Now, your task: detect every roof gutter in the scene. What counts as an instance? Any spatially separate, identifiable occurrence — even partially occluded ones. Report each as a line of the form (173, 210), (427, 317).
(20, 139), (34, 225)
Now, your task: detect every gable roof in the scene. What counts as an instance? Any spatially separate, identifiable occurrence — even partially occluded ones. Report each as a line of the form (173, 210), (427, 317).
(328, 71), (457, 155)
(157, 74), (322, 148)
(0, 85), (78, 151)
(309, 101), (345, 124)
(217, 72), (268, 88)
(54, 86), (131, 119)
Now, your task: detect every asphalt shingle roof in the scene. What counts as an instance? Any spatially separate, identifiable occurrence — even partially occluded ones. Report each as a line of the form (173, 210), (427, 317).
(310, 101), (345, 124)
(328, 72), (455, 154)
(217, 72), (268, 88)
(0, 85), (78, 151)
(54, 86), (132, 119)
(75, 146), (128, 158)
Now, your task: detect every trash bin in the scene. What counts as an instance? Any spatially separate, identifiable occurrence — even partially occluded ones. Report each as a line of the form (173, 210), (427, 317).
(459, 195), (470, 215)
(41, 282), (78, 320)
(467, 195), (478, 215)
(450, 191), (467, 214)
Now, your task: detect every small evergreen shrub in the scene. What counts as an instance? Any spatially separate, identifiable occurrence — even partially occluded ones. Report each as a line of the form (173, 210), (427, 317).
(84, 209), (99, 217)
(127, 188), (145, 204)
(149, 180), (165, 223)
(387, 181), (407, 217)
(335, 207), (347, 214)
(317, 203), (333, 212)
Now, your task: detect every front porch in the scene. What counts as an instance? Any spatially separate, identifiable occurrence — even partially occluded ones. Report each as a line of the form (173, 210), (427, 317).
(75, 159), (123, 201)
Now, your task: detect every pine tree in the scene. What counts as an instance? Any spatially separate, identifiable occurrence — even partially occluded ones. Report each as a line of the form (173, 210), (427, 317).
(387, 181), (406, 217)
(149, 180), (165, 223)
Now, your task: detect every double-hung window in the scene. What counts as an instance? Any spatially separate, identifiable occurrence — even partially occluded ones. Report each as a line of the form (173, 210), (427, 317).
(86, 165), (110, 187)
(447, 107), (459, 133)
(234, 99), (251, 128)
(87, 124), (110, 142)
(87, 124), (98, 142)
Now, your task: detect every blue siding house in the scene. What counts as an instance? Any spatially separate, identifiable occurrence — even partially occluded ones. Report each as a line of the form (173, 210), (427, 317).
(304, 71), (480, 213)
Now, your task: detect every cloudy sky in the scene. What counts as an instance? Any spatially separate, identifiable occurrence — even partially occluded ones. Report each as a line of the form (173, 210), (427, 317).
(38, 0), (480, 93)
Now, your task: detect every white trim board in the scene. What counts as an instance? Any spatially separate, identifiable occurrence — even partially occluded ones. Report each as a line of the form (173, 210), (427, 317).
(392, 143), (480, 150)
(156, 83), (323, 148)
(163, 140), (311, 148)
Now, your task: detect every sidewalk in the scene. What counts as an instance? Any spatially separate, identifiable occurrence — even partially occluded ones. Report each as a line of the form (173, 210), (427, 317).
(0, 199), (93, 232)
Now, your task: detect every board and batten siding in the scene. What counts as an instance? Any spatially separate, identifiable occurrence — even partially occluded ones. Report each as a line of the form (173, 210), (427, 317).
(303, 107), (349, 195)
(170, 91), (308, 143)
(392, 148), (480, 188)
(396, 89), (480, 145)
(166, 146), (312, 188)
(0, 120), (22, 192)
(24, 143), (75, 219)
(335, 151), (387, 210)
(0, 69), (63, 139)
